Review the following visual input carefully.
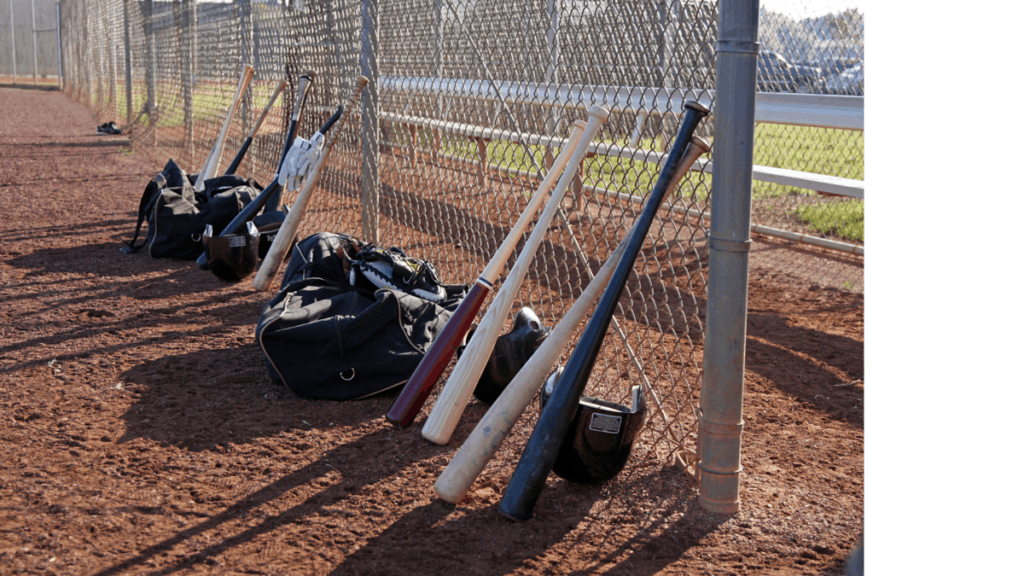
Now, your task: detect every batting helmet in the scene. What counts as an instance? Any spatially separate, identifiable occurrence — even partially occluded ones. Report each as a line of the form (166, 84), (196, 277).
(251, 207), (289, 261)
(539, 365), (646, 484)
(202, 221), (260, 282)
(472, 307), (549, 405)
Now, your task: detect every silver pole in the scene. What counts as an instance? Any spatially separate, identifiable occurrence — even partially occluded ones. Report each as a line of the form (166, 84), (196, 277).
(122, 0), (132, 126)
(360, 0), (380, 244)
(30, 0), (37, 84)
(698, 0), (759, 515)
(8, 0), (15, 83)
(55, 2), (62, 90)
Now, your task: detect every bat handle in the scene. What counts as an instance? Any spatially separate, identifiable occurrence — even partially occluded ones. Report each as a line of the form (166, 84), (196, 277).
(386, 281), (490, 427)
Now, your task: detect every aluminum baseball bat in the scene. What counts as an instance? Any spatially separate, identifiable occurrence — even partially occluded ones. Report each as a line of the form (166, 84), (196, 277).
(385, 120), (590, 428)
(196, 72), (315, 269)
(223, 78), (288, 176)
(498, 101), (710, 521)
(421, 105), (610, 446)
(195, 64), (255, 194)
(252, 76), (369, 292)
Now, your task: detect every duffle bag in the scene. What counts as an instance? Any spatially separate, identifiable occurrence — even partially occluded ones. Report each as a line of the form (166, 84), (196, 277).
(122, 159), (261, 259)
(255, 232), (468, 401)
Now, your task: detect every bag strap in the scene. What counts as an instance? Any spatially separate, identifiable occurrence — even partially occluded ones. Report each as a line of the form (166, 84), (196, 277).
(120, 172), (167, 253)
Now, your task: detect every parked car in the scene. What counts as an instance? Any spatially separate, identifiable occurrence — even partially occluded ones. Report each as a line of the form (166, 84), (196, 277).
(824, 63), (863, 96)
(757, 49), (823, 93)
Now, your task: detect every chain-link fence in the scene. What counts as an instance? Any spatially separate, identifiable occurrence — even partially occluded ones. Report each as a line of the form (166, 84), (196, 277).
(56, 0), (863, 477)
(0, 0), (61, 83)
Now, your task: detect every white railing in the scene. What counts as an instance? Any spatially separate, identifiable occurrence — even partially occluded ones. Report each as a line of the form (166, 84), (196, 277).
(381, 75), (864, 254)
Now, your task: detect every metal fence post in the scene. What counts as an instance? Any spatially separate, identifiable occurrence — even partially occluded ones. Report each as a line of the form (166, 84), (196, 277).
(8, 0), (16, 83)
(698, 0), (759, 515)
(30, 0), (37, 84)
(360, 0), (380, 244)
(237, 0), (252, 141)
(122, 0), (132, 125)
(175, 0), (195, 165)
(143, 0), (156, 134)
(55, 1), (62, 90)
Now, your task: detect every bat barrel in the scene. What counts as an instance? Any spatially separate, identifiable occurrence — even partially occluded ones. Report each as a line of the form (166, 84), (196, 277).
(498, 101), (709, 522)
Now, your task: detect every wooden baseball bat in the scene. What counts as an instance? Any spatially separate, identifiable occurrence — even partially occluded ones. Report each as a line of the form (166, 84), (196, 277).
(223, 78), (288, 176)
(195, 64), (255, 194)
(385, 120), (590, 428)
(420, 105), (610, 446)
(433, 135), (710, 504)
(196, 73), (315, 269)
(251, 76), (369, 292)
(498, 101), (710, 521)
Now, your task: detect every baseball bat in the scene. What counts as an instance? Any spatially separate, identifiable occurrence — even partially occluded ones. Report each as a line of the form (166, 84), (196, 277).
(223, 78), (288, 176)
(385, 120), (590, 428)
(434, 135), (710, 504)
(196, 72), (315, 269)
(498, 101), (710, 521)
(195, 64), (255, 194)
(420, 105), (610, 446)
(252, 76), (369, 292)
(264, 72), (316, 213)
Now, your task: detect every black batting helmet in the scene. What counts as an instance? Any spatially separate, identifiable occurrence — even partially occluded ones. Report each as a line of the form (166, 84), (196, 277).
(473, 307), (549, 405)
(202, 221), (260, 282)
(539, 365), (646, 484)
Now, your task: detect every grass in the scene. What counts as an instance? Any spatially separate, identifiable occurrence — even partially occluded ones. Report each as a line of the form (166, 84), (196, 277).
(94, 80), (285, 129)
(794, 200), (864, 243)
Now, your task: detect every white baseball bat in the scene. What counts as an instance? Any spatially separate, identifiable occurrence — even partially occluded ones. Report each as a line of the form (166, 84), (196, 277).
(420, 105), (610, 445)
(251, 76), (369, 292)
(195, 64), (255, 193)
(434, 135), (712, 503)
(385, 119), (589, 427)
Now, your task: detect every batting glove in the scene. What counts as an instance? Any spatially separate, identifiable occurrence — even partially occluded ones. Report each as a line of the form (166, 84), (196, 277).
(278, 131), (325, 192)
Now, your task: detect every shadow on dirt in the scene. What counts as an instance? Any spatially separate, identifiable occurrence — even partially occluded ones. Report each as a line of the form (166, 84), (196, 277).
(89, 426), (444, 576)
(117, 345), (385, 450)
(745, 311), (864, 428)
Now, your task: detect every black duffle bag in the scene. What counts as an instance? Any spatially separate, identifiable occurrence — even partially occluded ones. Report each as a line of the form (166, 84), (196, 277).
(122, 159), (261, 259)
(255, 232), (468, 401)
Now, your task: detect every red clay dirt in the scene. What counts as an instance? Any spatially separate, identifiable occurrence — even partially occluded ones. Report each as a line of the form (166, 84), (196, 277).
(0, 85), (864, 575)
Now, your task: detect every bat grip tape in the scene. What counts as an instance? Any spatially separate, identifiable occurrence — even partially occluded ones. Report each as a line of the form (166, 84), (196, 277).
(709, 237), (752, 253)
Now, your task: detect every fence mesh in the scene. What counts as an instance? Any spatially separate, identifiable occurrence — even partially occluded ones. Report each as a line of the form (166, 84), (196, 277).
(54, 0), (863, 477)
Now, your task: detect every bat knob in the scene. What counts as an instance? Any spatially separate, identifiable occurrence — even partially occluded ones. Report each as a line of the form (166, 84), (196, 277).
(587, 105), (611, 123)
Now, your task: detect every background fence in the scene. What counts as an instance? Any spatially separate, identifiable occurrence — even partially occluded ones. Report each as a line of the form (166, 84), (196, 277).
(0, 0), (61, 82)
(50, 0), (863, 480)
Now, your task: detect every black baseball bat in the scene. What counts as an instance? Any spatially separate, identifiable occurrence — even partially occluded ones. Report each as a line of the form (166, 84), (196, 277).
(196, 72), (314, 269)
(497, 101), (710, 522)
(223, 78), (288, 176)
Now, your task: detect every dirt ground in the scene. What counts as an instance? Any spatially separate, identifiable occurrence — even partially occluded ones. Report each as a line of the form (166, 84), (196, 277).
(0, 85), (864, 575)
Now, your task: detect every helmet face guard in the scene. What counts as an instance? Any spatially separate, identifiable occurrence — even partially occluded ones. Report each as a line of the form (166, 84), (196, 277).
(539, 366), (647, 484)
(203, 221), (260, 282)
(473, 307), (549, 405)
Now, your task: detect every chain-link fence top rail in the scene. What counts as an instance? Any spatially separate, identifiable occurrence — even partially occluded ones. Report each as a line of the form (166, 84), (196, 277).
(59, 0), (862, 474)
